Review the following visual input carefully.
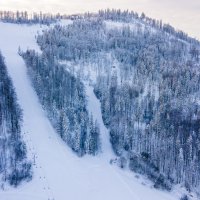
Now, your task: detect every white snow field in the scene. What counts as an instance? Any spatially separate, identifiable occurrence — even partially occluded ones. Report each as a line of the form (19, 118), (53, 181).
(0, 21), (182, 200)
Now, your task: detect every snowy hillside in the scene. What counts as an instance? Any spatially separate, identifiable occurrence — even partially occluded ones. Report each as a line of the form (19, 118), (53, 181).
(0, 21), (188, 200)
(0, 9), (200, 200)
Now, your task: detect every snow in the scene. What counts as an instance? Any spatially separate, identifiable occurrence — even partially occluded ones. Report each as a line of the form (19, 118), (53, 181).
(85, 82), (114, 160)
(57, 19), (73, 26)
(104, 20), (140, 31)
(104, 20), (152, 33)
(0, 21), (185, 200)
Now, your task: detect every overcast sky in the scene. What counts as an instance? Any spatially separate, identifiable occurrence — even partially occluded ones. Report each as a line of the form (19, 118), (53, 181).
(0, 0), (199, 39)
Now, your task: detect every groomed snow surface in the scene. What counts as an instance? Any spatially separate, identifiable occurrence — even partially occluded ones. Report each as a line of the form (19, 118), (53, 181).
(0, 21), (183, 200)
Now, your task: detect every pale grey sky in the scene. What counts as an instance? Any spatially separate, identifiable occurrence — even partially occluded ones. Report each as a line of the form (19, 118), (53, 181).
(0, 0), (199, 39)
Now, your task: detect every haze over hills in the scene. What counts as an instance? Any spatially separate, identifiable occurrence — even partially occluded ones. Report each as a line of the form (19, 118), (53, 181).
(0, 9), (200, 200)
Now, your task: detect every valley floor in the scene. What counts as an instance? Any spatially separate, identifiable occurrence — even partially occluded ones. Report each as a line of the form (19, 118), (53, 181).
(0, 22), (180, 200)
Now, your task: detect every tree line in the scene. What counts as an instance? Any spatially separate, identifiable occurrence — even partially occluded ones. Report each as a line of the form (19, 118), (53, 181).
(0, 52), (31, 187)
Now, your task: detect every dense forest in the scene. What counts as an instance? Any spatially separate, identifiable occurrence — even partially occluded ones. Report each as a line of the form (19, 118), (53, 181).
(32, 9), (200, 194)
(0, 52), (31, 187)
(21, 50), (100, 156)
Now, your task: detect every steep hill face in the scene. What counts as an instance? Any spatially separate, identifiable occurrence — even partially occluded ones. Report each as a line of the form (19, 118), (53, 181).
(34, 10), (200, 194)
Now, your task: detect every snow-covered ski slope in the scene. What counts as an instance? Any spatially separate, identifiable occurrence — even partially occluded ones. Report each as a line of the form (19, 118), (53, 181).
(0, 21), (181, 200)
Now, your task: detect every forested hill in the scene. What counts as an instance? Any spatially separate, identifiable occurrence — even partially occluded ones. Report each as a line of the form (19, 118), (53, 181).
(0, 9), (200, 200)
(29, 9), (200, 195)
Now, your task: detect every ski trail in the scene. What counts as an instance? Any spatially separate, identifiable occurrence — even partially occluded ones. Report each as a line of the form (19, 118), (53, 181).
(85, 82), (114, 160)
(24, 130), (55, 200)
